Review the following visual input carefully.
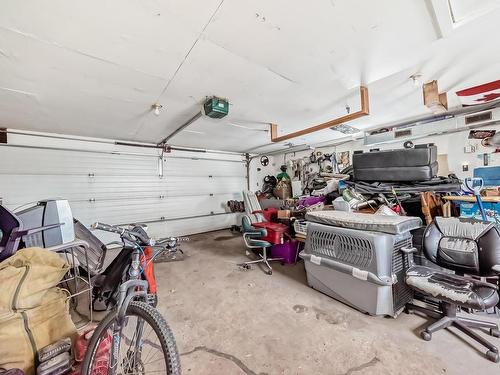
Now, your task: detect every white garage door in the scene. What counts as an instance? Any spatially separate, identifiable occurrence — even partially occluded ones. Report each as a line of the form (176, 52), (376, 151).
(0, 136), (246, 239)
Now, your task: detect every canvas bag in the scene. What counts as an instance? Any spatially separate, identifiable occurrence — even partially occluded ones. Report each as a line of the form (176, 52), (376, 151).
(0, 288), (76, 375)
(0, 248), (69, 320)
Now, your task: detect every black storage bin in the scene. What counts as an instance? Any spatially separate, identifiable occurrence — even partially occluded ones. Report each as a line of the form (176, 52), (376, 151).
(353, 144), (438, 182)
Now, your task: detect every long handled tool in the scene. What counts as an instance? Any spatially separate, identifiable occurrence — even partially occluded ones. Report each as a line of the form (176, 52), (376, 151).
(463, 177), (487, 221)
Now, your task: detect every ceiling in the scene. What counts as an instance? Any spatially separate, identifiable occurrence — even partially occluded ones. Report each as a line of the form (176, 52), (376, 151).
(0, 0), (499, 153)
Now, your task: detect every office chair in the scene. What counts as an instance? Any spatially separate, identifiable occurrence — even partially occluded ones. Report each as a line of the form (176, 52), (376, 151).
(238, 215), (283, 275)
(404, 217), (500, 362)
(0, 205), (24, 261)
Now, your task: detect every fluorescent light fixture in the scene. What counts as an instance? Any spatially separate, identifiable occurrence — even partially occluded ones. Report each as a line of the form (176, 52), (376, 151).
(227, 122), (269, 132)
(182, 129), (205, 135)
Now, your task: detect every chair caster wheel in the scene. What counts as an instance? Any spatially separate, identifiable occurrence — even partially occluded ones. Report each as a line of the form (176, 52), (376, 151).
(486, 350), (499, 363)
(421, 331), (432, 341)
(489, 328), (500, 338)
(266, 270), (272, 275)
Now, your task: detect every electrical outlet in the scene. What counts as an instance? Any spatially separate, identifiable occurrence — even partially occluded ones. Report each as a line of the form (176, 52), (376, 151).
(464, 145), (476, 153)
(484, 153), (489, 166)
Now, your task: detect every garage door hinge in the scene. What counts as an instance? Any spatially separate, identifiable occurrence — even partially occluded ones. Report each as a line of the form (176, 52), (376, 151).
(208, 175), (213, 178)
(89, 198), (96, 203)
(159, 195), (165, 199)
(160, 216), (165, 220)
(88, 173), (95, 178)
(209, 193), (214, 196)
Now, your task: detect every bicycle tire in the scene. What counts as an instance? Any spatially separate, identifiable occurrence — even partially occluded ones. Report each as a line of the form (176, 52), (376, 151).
(82, 301), (181, 375)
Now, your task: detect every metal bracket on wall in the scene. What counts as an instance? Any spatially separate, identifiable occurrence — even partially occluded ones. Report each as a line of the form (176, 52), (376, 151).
(158, 156), (164, 178)
(269, 86), (369, 142)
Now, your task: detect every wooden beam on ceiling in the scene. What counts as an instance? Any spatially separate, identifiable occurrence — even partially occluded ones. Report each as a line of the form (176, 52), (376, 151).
(270, 86), (369, 143)
(423, 80), (448, 114)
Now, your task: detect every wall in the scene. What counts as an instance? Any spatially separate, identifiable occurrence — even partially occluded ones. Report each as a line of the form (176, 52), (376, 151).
(250, 124), (500, 189)
(0, 131), (247, 241)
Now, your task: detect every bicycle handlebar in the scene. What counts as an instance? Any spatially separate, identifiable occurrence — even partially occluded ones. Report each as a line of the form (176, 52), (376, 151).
(92, 222), (123, 234)
(91, 222), (154, 247)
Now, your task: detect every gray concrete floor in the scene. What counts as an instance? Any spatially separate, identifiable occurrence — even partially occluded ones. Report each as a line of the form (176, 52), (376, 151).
(154, 230), (500, 375)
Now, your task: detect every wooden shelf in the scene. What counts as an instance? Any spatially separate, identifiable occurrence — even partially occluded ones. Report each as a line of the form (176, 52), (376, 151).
(443, 196), (500, 203)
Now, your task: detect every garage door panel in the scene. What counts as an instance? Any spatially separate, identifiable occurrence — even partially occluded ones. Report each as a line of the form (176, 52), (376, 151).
(0, 175), (167, 205)
(163, 176), (245, 196)
(0, 147), (158, 176)
(148, 213), (241, 237)
(0, 144), (245, 236)
(164, 157), (245, 177)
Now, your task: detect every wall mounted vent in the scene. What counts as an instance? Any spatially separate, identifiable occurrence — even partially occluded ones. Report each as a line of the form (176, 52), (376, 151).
(394, 129), (412, 138)
(465, 111), (492, 125)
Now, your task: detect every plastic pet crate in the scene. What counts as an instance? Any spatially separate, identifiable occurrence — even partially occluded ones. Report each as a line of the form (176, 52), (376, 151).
(300, 222), (414, 317)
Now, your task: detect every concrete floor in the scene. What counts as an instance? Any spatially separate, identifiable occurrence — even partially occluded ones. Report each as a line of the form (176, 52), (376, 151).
(154, 230), (500, 375)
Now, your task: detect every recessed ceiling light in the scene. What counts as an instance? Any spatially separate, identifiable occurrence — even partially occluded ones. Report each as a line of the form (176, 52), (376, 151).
(152, 103), (163, 116)
(410, 73), (423, 87)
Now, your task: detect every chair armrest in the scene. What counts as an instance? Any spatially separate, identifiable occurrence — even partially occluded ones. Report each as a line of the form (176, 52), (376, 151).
(400, 247), (418, 254)
(492, 265), (500, 274)
(15, 223), (62, 238)
(463, 276), (499, 290)
(244, 229), (266, 238)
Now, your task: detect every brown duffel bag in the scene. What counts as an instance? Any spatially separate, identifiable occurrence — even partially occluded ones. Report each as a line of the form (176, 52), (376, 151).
(0, 288), (76, 375)
(0, 248), (69, 319)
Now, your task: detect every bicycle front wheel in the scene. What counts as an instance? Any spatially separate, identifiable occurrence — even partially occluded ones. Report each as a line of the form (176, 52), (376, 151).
(82, 301), (181, 375)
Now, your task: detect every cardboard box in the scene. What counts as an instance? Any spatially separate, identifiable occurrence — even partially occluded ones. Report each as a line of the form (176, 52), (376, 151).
(277, 210), (291, 219)
(460, 202), (499, 222)
(483, 188), (500, 197)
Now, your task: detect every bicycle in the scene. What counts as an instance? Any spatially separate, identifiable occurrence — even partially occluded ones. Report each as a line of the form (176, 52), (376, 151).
(81, 222), (183, 375)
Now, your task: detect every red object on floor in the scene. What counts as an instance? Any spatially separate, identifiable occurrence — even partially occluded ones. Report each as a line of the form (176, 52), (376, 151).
(252, 221), (288, 244)
(74, 327), (96, 363)
(90, 331), (112, 375)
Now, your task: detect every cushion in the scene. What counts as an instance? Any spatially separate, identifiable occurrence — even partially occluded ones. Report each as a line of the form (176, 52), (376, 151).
(405, 265), (499, 310)
(434, 217), (493, 240)
(305, 210), (422, 235)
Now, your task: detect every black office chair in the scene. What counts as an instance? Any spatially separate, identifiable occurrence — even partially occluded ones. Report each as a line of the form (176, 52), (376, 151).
(404, 217), (500, 362)
(0, 205), (25, 261)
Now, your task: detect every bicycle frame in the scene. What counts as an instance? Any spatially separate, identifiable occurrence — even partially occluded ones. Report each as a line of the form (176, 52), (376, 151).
(108, 279), (148, 375)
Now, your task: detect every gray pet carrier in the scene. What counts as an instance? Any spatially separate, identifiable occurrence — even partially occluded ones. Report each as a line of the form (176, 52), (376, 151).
(300, 211), (422, 317)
